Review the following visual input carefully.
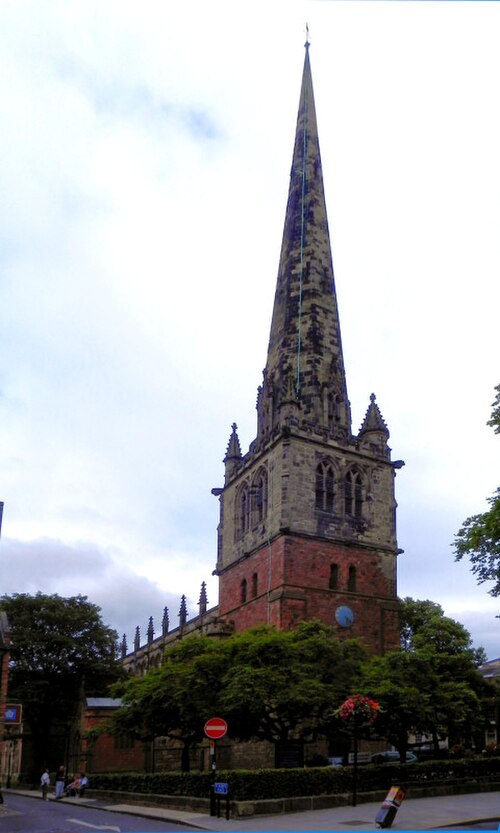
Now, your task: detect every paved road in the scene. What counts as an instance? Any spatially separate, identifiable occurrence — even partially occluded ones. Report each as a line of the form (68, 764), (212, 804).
(0, 792), (199, 833)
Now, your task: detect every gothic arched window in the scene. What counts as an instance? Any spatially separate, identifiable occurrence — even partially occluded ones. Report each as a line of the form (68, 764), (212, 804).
(345, 469), (363, 517)
(236, 483), (250, 539)
(315, 461), (334, 511)
(252, 572), (258, 598)
(241, 578), (247, 604)
(251, 468), (268, 526)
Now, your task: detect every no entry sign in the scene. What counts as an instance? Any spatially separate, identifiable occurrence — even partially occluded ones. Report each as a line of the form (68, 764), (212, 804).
(204, 717), (228, 739)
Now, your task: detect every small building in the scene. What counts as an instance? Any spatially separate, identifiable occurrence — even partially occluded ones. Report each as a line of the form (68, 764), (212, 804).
(73, 698), (144, 775)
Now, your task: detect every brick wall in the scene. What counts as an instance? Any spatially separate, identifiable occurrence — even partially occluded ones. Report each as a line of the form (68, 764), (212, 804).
(79, 707), (145, 774)
(219, 534), (399, 653)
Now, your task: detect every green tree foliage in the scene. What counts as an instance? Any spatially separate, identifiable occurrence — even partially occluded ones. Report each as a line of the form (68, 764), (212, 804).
(361, 599), (490, 758)
(220, 621), (366, 744)
(454, 384), (500, 597)
(400, 596), (486, 665)
(113, 635), (228, 771)
(1, 592), (121, 777)
(113, 621), (367, 770)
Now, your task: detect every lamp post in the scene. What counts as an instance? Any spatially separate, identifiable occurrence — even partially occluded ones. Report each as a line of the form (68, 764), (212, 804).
(336, 694), (380, 807)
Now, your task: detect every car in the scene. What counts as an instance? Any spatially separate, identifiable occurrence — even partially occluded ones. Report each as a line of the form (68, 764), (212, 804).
(327, 756), (343, 767)
(370, 751), (418, 764)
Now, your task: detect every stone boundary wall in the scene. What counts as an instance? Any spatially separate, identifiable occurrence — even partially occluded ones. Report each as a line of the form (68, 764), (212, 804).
(80, 780), (500, 819)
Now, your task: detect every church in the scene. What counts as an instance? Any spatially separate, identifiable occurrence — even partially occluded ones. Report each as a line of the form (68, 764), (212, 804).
(124, 40), (404, 675)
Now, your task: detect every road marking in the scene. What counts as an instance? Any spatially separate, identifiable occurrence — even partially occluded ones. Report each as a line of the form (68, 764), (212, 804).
(67, 821), (121, 832)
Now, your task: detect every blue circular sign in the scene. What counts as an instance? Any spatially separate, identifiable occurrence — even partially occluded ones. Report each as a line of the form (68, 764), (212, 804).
(335, 605), (355, 628)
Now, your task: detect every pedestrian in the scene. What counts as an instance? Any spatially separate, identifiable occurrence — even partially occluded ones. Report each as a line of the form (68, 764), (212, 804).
(40, 768), (50, 800)
(79, 773), (89, 797)
(54, 765), (65, 799)
(65, 773), (81, 797)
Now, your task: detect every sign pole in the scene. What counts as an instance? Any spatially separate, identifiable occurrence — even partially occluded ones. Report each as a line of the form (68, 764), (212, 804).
(204, 718), (228, 817)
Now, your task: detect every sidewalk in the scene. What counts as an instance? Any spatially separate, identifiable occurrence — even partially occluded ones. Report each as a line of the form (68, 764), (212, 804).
(3, 787), (500, 831)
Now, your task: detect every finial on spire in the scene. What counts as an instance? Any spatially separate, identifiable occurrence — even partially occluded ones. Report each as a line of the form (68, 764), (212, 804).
(305, 23), (310, 49)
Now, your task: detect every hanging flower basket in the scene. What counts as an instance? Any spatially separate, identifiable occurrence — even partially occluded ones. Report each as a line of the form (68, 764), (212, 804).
(337, 694), (380, 725)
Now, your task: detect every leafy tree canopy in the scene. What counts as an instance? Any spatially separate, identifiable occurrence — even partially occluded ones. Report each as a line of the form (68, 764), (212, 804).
(113, 621), (367, 769)
(1, 592), (122, 775)
(454, 384), (500, 598)
(360, 598), (491, 758)
(400, 596), (486, 665)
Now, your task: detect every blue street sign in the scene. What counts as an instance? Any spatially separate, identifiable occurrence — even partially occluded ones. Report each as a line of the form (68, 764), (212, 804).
(4, 705), (21, 724)
(214, 782), (229, 795)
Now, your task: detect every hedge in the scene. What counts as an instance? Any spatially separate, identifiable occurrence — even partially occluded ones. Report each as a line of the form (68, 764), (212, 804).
(88, 757), (500, 801)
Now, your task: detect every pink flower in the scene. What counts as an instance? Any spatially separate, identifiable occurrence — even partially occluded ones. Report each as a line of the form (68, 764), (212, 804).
(337, 694), (380, 724)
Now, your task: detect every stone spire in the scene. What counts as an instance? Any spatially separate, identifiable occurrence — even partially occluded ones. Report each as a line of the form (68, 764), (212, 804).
(120, 633), (127, 659)
(359, 393), (389, 438)
(162, 606), (169, 636)
(224, 423), (242, 482)
(147, 616), (154, 644)
(358, 393), (390, 460)
(199, 581), (208, 616)
(257, 42), (351, 442)
(178, 595), (187, 628)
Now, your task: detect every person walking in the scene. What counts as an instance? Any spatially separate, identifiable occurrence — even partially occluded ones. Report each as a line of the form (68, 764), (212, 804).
(40, 768), (50, 800)
(54, 765), (65, 799)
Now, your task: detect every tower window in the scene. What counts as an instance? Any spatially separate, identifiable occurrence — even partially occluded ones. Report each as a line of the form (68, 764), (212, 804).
(241, 578), (247, 603)
(315, 461), (334, 511)
(329, 563), (338, 590)
(251, 468), (268, 526)
(236, 483), (250, 539)
(348, 565), (357, 592)
(345, 470), (363, 517)
(252, 572), (258, 597)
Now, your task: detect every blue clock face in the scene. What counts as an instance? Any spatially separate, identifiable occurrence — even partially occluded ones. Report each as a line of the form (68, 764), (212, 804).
(335, 605), (355, 628)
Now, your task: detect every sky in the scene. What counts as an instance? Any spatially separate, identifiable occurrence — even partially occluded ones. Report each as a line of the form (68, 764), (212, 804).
(0, 0), (498, 660)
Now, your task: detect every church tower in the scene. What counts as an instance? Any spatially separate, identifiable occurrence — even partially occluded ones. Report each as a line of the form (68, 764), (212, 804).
(213, 42), (403, 654)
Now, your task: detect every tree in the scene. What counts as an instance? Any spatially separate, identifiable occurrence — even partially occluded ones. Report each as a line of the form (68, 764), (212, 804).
(400, 597), (445, 652)
(454, 384), (500, 597)
(113, 621), (367, 770)
(220, 621), (367, 746)
(400, 596), (486, 665)
(1, 592), (122, 778)
(360, 599), (490, 758)
(113, 634), (228, 771)
(360, 649), (432, 761)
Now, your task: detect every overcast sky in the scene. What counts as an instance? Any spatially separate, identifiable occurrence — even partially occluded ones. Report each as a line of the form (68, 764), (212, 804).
(0, 0), (498, 660)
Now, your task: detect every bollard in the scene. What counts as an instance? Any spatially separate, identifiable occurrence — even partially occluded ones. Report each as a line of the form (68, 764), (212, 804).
(375, 785), (406, 829)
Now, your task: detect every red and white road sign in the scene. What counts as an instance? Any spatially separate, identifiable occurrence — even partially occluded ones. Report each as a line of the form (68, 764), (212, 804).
(204, 717), (228, 739)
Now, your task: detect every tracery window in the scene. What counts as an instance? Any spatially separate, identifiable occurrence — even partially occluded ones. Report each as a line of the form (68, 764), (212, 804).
(251, 468), (268, 526)
(235, 483), (250, 540)
(315, 461), (334, 511)
(345, 469), (363, 517)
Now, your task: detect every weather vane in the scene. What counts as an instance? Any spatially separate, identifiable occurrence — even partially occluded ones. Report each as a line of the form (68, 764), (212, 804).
(305, 23), (310, 48)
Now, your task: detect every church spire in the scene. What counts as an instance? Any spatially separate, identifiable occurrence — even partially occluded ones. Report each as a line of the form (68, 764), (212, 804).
(257, 42), (351, 442)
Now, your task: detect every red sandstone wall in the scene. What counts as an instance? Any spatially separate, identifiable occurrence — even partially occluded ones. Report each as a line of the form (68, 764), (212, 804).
(81, 710), (144, 774)
(218, 534), (399, 653)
